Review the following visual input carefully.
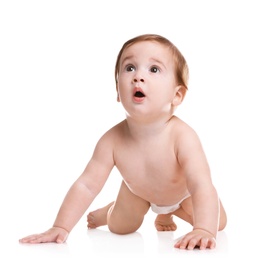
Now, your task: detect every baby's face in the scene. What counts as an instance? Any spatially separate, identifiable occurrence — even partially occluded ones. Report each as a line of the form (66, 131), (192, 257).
(116, 41), (179, 119)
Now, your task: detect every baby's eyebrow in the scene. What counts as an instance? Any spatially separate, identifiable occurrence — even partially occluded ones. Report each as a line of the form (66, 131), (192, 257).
(150, 57), (167, 69)
(121, 55), (134, 65)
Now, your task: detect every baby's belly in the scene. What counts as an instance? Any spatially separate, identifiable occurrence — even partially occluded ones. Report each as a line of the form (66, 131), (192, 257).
(124, 177), (188, 206)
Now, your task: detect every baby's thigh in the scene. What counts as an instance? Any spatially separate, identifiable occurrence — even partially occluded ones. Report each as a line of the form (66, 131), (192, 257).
(175, 197), (193, 224)
(180, 196), (193, 215)
(107, 181), (150, 234)
(218, 200), (227, 230)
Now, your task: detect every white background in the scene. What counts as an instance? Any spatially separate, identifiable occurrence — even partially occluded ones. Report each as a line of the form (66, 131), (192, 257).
(1, 0), (275, 259)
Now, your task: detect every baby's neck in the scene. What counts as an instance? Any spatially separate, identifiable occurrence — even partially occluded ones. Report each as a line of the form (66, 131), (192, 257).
(124, 115), (175, 140)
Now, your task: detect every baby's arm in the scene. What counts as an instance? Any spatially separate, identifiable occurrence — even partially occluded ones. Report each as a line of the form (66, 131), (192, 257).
(175, 128), (219, 250)
(19, 131), (115, 244)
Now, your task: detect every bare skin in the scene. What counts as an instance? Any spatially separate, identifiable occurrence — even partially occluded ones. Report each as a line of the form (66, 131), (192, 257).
(87, 196), (226, 234)
(88, 204), (179, 231)
(19, 36), (227, 250)
(87, 202), (114, 229)
(155, 214), (177, 232)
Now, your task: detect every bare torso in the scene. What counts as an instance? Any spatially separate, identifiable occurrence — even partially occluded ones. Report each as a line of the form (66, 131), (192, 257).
(112, 116), (190, 206)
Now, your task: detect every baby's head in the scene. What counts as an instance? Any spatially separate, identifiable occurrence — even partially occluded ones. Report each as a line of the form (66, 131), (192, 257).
(115, 34), (189, 97)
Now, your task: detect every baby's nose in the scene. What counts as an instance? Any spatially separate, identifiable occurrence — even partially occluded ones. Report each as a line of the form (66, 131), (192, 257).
(133, 78), (144, 83)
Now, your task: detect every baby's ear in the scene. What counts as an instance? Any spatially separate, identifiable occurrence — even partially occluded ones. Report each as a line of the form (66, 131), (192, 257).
(172, 85), (186, 106)
(116, 83), (121, 102)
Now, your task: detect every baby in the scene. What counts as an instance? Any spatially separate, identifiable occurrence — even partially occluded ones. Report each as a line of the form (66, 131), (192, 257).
(19, 34), (227, 250)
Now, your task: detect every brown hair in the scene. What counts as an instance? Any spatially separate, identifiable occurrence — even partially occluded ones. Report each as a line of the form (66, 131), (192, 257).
(115, 34), (189, 94)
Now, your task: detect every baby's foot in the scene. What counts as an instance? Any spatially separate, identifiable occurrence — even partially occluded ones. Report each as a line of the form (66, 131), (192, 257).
(154, 214), (177, 231)
(87, 202), (114, 229)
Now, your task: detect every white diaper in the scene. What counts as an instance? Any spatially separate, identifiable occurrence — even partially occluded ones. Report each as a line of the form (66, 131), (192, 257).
(150, 193), (191, 215)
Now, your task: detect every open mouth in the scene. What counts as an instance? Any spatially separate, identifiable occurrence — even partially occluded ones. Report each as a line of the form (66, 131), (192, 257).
(133, 87), (145, 102)
(134, 91), (145, 98)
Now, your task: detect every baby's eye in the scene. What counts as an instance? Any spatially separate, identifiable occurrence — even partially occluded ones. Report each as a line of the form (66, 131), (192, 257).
(150, 66), (160, 73)
(126, 64), (135, 72)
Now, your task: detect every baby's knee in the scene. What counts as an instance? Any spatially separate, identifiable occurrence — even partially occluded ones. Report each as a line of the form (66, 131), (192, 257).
(218, 201), (227, 231)
(107, 212), (144, 235)
(219, 212), (227, 231)
(108, 222), (140, 235)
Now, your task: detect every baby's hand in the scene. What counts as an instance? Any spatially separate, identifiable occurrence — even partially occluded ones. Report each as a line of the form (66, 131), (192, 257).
(19, 226), (69, 244)
(174, 228), (216, 250)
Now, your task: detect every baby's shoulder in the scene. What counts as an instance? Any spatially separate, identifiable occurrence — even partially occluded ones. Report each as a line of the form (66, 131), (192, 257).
(171, 116), (196, 134)
(98, 120), (126, 141)
(171, 116), (201, 143)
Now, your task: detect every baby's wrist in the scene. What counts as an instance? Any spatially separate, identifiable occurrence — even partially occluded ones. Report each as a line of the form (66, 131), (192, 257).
(53, 225), (70, 233)
(193, 227), (216, 238)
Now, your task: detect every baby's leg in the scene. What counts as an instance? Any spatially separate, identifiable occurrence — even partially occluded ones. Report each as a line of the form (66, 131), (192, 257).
(87, 202), (114, 229)
(88, 181), (150, 234)
(107, 181), (150, 234)
(154, 214), (177, 231)
(218, 200), (227, 230)
(154, 198), (193, 232)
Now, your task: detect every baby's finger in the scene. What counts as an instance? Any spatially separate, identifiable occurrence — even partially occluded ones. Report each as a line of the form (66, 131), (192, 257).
(28, 233), (57, 244)
(186, 237), (199, 250)
(208, 237), (216, 249)
(174, 236), (188, 249)
(175, 236), (198, 250)
(199, 237), (209, 250)
(19, 234), (41, 243)
(56, 233), (67, 243)
(199, 237), (216, 249)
